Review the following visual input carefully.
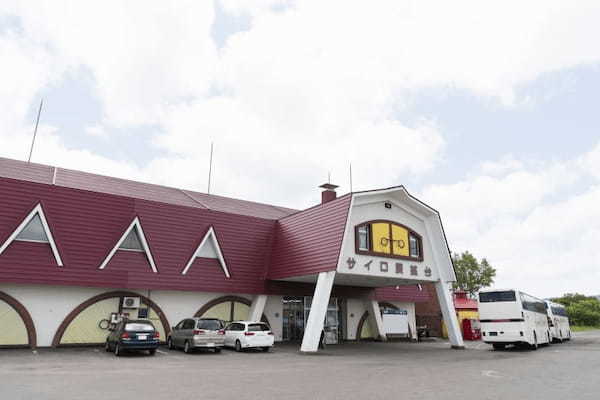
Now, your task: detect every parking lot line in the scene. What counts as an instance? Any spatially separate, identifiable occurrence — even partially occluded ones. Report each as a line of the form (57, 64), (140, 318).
(156, 349), (169, 355)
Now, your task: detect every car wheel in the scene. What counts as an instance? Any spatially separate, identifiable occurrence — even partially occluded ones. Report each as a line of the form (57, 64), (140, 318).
(262, 346), (270, 352)
(184, 340), (192, 354)
(105, 340), (111, 352)
(235, 340), (242, 352)
(214, 348), (221, 353)
(167, 337), (174, 350)
(492, 344), (505, 351)
(531, 332), (538, 350)
(149, 349), (156, 356)
(114, 343), (122, 357)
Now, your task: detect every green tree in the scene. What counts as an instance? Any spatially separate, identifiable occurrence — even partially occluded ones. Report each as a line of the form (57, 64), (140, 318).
(553, 293), (590, 308)
(452, 251), (496, 297)
(553, 293), (600, 327)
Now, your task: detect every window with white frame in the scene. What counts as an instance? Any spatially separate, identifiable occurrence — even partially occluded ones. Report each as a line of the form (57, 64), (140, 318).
(119, 229), (144, 251)
(15, 214), (49, 243)
(409, 234), (420, 258)
(357, 225), (370, 251)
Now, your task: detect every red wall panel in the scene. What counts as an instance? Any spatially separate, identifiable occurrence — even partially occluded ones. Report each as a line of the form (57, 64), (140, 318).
(0, 178), (274, 294)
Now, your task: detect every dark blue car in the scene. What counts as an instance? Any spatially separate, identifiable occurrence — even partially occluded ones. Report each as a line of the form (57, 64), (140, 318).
(105, 319), (160, 356)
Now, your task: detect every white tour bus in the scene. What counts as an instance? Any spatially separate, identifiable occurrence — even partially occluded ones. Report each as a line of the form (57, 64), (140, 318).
(478, 288), (551, 350)
(545, 300), (571, 342)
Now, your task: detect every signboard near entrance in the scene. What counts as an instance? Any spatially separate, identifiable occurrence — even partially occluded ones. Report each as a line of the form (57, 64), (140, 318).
(382, 309), (409, 335)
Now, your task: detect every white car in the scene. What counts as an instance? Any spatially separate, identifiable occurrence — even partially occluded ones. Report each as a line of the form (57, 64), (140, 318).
(224, 321), (274, 352)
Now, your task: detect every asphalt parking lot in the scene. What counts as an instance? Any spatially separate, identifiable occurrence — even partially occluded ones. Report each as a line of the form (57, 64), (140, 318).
(1, 330), (599, 400)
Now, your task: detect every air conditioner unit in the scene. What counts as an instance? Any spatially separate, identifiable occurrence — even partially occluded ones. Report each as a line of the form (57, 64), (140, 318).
(122, 297), (141, 309)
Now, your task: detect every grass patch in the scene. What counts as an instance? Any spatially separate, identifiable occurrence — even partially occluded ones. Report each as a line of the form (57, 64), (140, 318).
(571, 326), (600, 332)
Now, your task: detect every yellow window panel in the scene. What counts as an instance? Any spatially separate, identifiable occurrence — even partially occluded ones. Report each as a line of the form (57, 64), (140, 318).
(371, 222), (391, 254)
(61, 298), (119, 344)
(361, 319), (374, 339)
(201, 301), (232, 322)
(233, 302), (250, 321)
(391, 224), (409, 257)
(148, 306), (166, 340)
(0, 301), (28, 345)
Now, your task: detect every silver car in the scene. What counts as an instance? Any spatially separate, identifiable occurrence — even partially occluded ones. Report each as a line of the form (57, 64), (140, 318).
(167, 318), (225, 353)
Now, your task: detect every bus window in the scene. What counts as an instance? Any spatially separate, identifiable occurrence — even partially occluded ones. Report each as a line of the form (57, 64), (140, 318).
(520, 293), (547, 314)
(479, 291), (516, 303)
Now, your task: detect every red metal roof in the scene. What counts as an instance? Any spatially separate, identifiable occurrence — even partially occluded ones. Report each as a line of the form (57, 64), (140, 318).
(268, 194), (352, 279)
(0, 177), (276, 294)
(0, 157), (296, 220)
(454, 292), (478, 310)
(0, 157), (432, 303)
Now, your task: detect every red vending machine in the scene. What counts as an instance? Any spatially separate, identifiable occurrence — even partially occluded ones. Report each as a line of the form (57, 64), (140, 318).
(462, 318), (482, 341)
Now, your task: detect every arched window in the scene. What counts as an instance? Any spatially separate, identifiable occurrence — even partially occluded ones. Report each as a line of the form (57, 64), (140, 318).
(0, 291), (37, 349)
(355, 220), (423, 261)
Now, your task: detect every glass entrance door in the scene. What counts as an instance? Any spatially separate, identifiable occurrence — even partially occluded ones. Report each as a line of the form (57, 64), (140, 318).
(282, 297), (304, 341)
(282, 296), (343, 344)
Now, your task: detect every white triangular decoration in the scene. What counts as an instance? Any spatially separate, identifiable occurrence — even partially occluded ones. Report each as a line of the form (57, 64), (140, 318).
(181, 227), (230, 278)
(0, 203), (63, 266)
(98, 217), (158, 273)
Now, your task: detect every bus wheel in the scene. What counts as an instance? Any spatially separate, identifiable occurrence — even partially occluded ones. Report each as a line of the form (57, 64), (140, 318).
(531, 332), (538, 350)
(492, 344), (506, 351)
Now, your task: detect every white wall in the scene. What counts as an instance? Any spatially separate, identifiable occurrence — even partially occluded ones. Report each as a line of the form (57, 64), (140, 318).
(264, 295), (283, 341)
(147, 290), (251, 330)
(0, 284), (284, 347)
(1, 284), (113, 347)
(344, 298), (416, 340)
(337, 192), (440, 283)
(346, 298), (365, 340)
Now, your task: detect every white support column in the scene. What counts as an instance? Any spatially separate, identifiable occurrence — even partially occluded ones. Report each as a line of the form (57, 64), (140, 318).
(300, 271), (336, 353)
(364, 299), (387, 341)
(435, 279), (464, 349)
(248, 295), (268, 322)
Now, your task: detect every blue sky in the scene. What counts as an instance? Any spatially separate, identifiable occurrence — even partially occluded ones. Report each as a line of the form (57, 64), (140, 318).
(2, 1), (600, 297)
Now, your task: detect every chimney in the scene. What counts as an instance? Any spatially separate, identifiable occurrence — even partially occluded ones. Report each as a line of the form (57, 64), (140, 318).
(319, 183), (338, 204)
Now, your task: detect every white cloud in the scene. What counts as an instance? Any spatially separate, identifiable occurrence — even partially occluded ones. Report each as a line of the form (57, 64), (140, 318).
(421, 147), (600, 298)
(84, 124), (109, 139)
(2, 0), (600, 297)
(479, 155), (524, 176)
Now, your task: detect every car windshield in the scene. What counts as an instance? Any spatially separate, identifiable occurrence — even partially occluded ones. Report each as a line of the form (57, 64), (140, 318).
(197, 320), (222, 330)
(125, 322), (155, 332)
(247, 323), (270, 332)
(479, 291), (517, 303)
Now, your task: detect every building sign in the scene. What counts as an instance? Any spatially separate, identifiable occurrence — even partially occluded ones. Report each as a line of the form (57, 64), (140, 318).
(345, 256), (435, 280)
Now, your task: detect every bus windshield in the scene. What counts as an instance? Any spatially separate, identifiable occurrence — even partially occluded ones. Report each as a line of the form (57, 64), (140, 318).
(479, 290), (516, 303)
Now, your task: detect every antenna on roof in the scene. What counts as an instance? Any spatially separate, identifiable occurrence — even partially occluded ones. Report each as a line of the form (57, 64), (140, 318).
(328, 171), (331, 184)
(207, 142), (214, 194)
(27, 99), (44, 163)
(349, 162), (353, 193)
